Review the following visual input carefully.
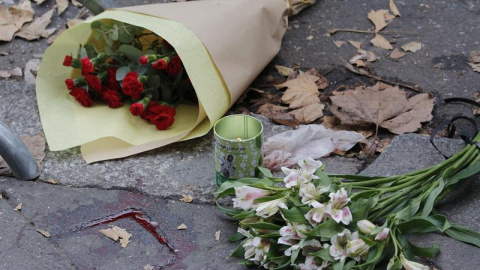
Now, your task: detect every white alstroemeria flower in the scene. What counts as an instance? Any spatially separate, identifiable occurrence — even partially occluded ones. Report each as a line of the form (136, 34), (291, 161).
(326, 188), (353, 225)
(242, 235), (271, 266)
(232, 186), (270, 210)
(346, 238), (370, 261)
(298, 256), (330, 270)
(400, 254), (430, 270)
(281, 159), (322, 188)
(304, 202), (326, 226)
(255, 197), (288, 218)
(299, 183), (330, 205)
(329, 229), (355, 261)
(278, 223), (308, 246)
(375, 228), (390, 241)
(357, 220), (376, 234)
(284, 243), (301, 256)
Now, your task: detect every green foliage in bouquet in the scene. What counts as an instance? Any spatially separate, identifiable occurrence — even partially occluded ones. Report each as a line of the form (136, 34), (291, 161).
(214, 134), (480, 270)
(62, 20), (196, 130)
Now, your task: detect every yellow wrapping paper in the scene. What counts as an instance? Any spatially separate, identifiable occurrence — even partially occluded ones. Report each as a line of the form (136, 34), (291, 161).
(36, 0), (289, 163)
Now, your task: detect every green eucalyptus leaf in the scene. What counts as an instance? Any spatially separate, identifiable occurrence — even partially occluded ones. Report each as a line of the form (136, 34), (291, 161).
(116, 66), (131, 81)
(119, 32), (134, 43)
(119, 44), (144, 63)
(104, 45), (114, 56)
(445, 223), (480, 247)
(134, 65), (148, 76)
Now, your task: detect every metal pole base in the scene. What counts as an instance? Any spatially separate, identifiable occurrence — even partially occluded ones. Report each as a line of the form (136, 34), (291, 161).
(0, 121), (40, 180)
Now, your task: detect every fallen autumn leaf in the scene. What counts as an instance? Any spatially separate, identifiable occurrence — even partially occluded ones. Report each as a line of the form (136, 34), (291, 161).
(389, 0), (401, 17)
(14, 202), (22, 211)
(99, 225), (132, 248)
(370, 34), (393, 50)
(177, 223), (187, 230)
(390, 48), (406, 59)
(16, 8), (56, 40)
(401, 41), (422, 53)
(367, 9), (390, 32)
(180, 195), (193, 203)
(36, 228), (51, 238)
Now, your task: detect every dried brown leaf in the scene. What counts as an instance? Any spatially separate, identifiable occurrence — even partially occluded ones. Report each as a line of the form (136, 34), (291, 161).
(0, 0), (34, 41)
(333, 40), (345, 48)
(36, 228), (51, 238)
(180, 195), (193, 203)
(468, 62), (480, 73)
(277, 73), (320, 109)
(56, 0), (69, 15)
(389, 0), (401, 16)
(474, 92), (480, 115)
(14, 202), (23, 211)
(177, 223), (187, 230)
(390, 48), (406, 59)
(358, 49), (378, 62)
(99, 226), (132, 247)
(24, 58), (41, 84)
(16, 9), (56, 40)
(144, 265), (154, 270)
(0, 67), (22, 78)
(215, 230), (221, 241)
(288, 103), (325, 124)
(257, 103), (297, 127)
(46, 179), (59, 185)
(288, 0), (317, 16)
(367, 9), (390, 32)
(33, 0), (47, 4)
(370, 34), (393, 50)
(330, 85), (433, 134)
(469, 51), (480, 63)
(275, 65), (294, 77)
(352, 59), (366, 67)
(348, 40), (362, 50)
(305, 68), (329, 89)
(306, 35), (313, 40)
(0, 25), (18, 42)
(401, 42), (422, 53)
(380, 93), (434, 134)
(71, 0), (83, 7)
(322, 116), (374, 138)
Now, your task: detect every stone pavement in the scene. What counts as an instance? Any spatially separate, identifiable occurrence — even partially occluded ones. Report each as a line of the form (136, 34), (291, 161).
(1, 0), (480, 269)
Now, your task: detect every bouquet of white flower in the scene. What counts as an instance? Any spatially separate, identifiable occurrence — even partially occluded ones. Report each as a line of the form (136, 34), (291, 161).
(214, 133), (480, 269)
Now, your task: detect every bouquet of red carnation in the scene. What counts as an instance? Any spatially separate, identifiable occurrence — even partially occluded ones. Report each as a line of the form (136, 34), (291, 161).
(36, 0), (314, 163)
(61, 20), (194, 130)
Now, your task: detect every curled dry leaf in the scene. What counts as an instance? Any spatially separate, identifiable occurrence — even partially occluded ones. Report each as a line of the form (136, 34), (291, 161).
(358, 49), (378, 62)
(56, 0), (69, 15)
(473, 92), (480, 115)
(288, 103), (325, 123)
(0, 67), (22, 78)
(469, 63), (480, 73)
(16, 9), (56, 40)
(367, 9), (390, 32)
(144, 265), (154, 270)
(330, 84), (434, 134)
(287, 0), (317, 16)
(180, 195), (193, 203)
(14, 202), (23, 211)
(401, 42), (422, 53)
(99, 225), (132, 248)
(274, 65), (294, 77)
(389, 0), (401, 17)
(24, 58), (41, 84)
(36, 228), (51, 238)
(71, 0), (83, 7)
(215, 230), (221, 241)
(469, 51), (480, 63)
(177, 223), (187, 230)
(46, 179), (59, 185)
(370, 34), (393, 50)
(390, 48), (406, 59)
(257, 103), (296, 127)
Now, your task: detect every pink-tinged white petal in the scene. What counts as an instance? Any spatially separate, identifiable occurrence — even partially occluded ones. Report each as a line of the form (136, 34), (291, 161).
(254, 197), (287, 218)
(232, 186), (270, 210)
(357, 220), (376, 234)
(400, 254), (430, 270)
(301, 158), (323, 171)
(305, 204), (326, 226)
(341, 206), (352, 225)
(284, 244), (300, 256)
(375, 228), (390, 241)
(326, 202), (343, 223)
(346, 239), (369, 260)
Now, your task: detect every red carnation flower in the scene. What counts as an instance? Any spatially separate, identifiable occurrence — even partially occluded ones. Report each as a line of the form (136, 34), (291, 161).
(101, 89), (123, 108)
(80, 57), (94, 75)
(70, 87), (93, 107)
(129, 103), (145, 116)
(122, 71), (143, 98)
(166, 55), (182, 76)
(63, 55), (73, 67)
(151, 113), (175, 130)
(139, 55), (149, 65)
(85, 75), (102, 92)
(65, 79), (75, 90)
(147, 102), (176, 117)
(152, 59), (168, 70)
(107, 68), (120, 91)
